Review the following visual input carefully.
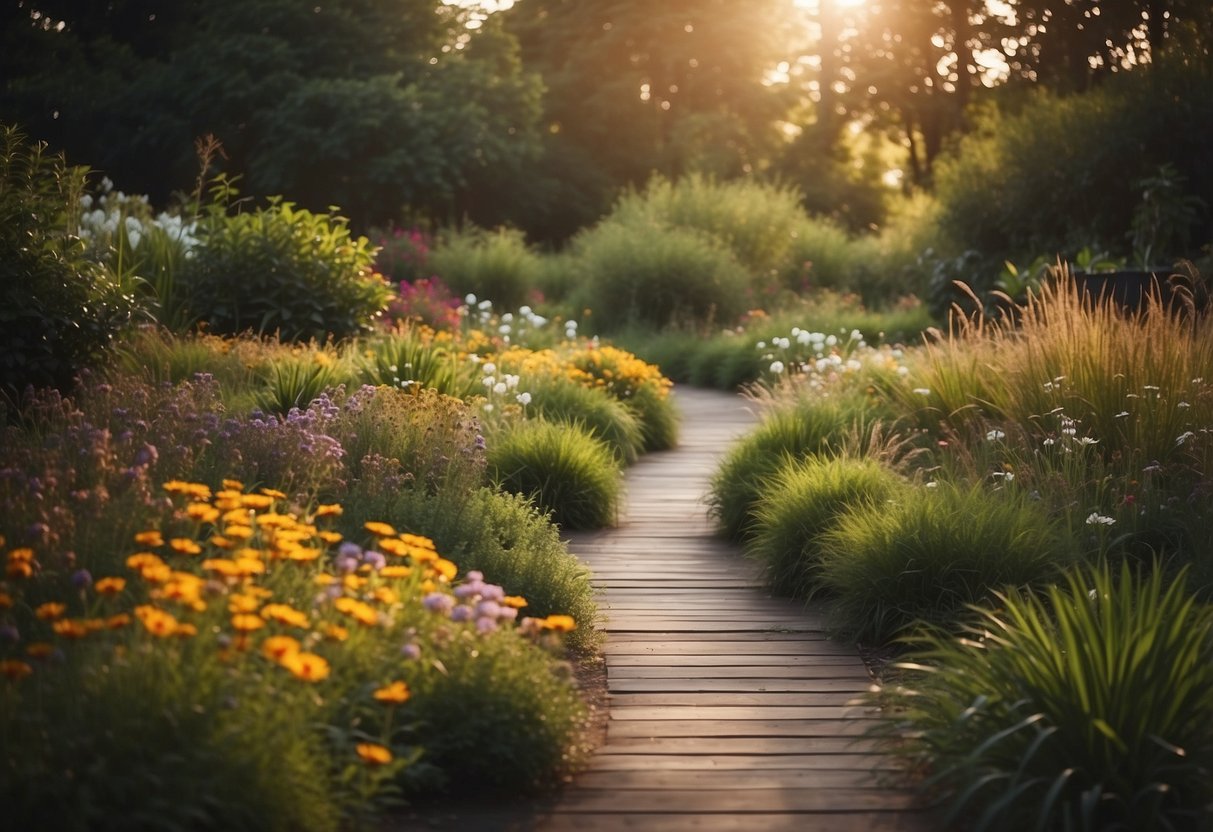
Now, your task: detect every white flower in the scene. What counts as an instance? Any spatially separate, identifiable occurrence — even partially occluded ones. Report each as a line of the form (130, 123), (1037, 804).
(1076, 437), (1099, 446)
(897, 366), (910, 377)
(100, 176), (114, 193)
(1043, 438), (1056, 446)
(755, 341), (766, 349)
(493, 382), (507, 395)
(482, 376), (496, 388)
(825, 334), (838, 347)
(1176, 431), (1196, 446)
(925, 481), (938, 488)
(482, 362), (496, 375)
(80, 194), (93, 209)
(769, 361), (785, 375)
(465, 293), (477, 305)
(1085, 513), (1116, 526)
(478, 300), (492, 310)
(912, 387), (930, 396)
(519, 305), (532, 316)
(505, 374), (520, 389)
(483, 403), (494, 413)
(1178, 401), (1191, 409)
(1115, 411), (1129, 418)
(516, 392), (532, 405)
(986, 429), (1006, 441)
(501, 313), (514, 323)
(499, 324), (511, 335)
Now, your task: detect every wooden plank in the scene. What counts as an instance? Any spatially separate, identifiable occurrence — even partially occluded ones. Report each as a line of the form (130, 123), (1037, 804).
(596, 736), (882, 755)
(609, 665), (871, 679)
(534, 811), (930, 832)
(607, 659), (870, 674)
(587, 754), (895, 772)
(610, 693), (870, 708)
(608, 678), (870, 694)
(575, 770), (896, 790)
(606, 718), (876, 739)
(542, 788), (916, 813)
(604, 643), (856, 658)
(609, 706), (868, 721)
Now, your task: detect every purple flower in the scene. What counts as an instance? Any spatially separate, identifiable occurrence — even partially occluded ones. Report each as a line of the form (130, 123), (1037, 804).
(335, 554), (359, 574)
(400, 643), (421, 660)
(450, 605), (473, 623)
(422, 592), (455, 615)
(476, 617), (498, 634)
(0, 624), (19, 644)
(71, 569), (93, 590)
(476, 600), (501, 620)
(362, 550), (386, 572)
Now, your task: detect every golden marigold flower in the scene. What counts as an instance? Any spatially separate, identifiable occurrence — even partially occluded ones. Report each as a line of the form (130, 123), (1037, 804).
(6, 561), (33, 579)
(27, 642), (55, 658)
(7, 547), (35, 563)
(334, 597), (378, 626)
(259, 487), (287, 500)
(286, 546), (322, 562)
(163, 480), (212, 500)
(1, 660), (33, 681)
(231, 614), (265, 632)
(373, 681), (411, 705)
(222, 479), (245, 492)
(134, 605), (179, 638)
(377, 538), (408, 557)
(364, 521), (397, 538)
(355, 743), (392, 766)
(221, 508), (250, 524)
(229, 594), (260, 614)
(261, 603), (309, 629)
(342, 575), (367, 591)
(262, 635), (301, 662)
(379, 566), (412, 579)
(282, 651), (330, 682)
(314, 504), (343, 518)
(238, 494), (273, 511)
(203, 558), (242, 578)
(372, 587), (398, 606)
(186, 502), (220, 523)
(95, 577), (126, 595)
(106, 613), (131, 629)
(224, 525), (254, 541)
(246, 585), (274, 599)
(0, 592), (12, 609)
(400, 533), (436, 551)
(541, 614), (576, 633)
(134, 530), (164, 548)
(83, 618), (107, 632)
(503, 595), (527, 609)
(52, 619), (90, 639)
(35, 602), (66, 620)
(431, 559), (457, 582)
(175, 622), (198, 638)
(317, 531), (343, 544)
(255, 512), (292, 529)
(322, 624), (349, 642)
(313, 574), (337, 587)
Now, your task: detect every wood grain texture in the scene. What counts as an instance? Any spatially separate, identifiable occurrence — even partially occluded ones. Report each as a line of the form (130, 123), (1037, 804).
(535, 387), (927, 832)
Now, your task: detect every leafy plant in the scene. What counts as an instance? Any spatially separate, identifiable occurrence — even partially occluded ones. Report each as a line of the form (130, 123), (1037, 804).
(817, 480), (1077, 642)
(875, 562), (1213, 832)
(0, 125), (142, 396)
(428, 226), (541, 311)
(183, 181), (391, 341)
(487, 420), (621, 530)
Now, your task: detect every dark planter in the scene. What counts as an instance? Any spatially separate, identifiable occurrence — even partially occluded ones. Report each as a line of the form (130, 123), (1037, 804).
(1072, 268), (1193, 312)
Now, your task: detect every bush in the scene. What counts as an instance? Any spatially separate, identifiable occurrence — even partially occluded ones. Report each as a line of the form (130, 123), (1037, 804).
(183, 185), (390, 341)
(488, 420), (621, 530)
(0, 125), (141, 396)
(875, 562), (1213, 832)
(526, 374), (645, 464)
(817, 481), (1077, 642)
(427, 226), (541, 311)
(355, 329), (481, 399)
(746, 456), (906, 599)
(572, 220), (751, 331)
(707, 393), (884, 540)
(564, 344), (678, 451)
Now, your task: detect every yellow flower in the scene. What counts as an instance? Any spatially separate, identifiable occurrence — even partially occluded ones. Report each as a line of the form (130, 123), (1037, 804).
(334, 597), (378, 626)
(372, 681), (411, 705)
(355, 743), (393, 766)
(186, 502), (221, 524)
(372, 587), (398, 606)
(134, 530), (164, 548)
(541, 614), (576, 633)
(400, 533), (436, 551)
(228, 594), (261, 614)
(255, 513), (293, 529)
(314, 504), (343, 518)
(321, 624), (349, 642)
(27, 642), (55, 658)
(52, 619), (90, 639)
(221, 508), (250, 524)
(285, 546), (322, 562)
(1, 660), (33, 681)
(431, 559), (457, 582)
(95, 577), (126, 595)
(379, 566), (412, 579)
(134, 605), (179, 638)
(377, 538), (408, 557)
(224, 524), (254, 541)
(35, 602), (66, 620)
(222, 479), (245, 491)
(260, 603), (310, 629)
(231, 614), (265, 633)
(0, 592), (12, 609)
(6, 560), (33, 579)
(259, 487), (287, 500)
(240, 494), (274, 510)
(503, 596), (528, 609)
(163, 480), (212, 500)
(106, 613), (131, 629)
(175, 622), (198, 638)
(313, 574), (337, 587)
(364, 521), (397, 538)
(8, 547), (35, 563)
(261, 635), (301, 662)
(282, 651), (330, 682)
(209, 535), (235, 550)
(317, 531), (343, 544)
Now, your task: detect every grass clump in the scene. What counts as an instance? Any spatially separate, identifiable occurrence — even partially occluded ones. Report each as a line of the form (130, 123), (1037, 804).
(746, 456), (906, 599)
(875, 562), (1213, 832)
(817, 480), (1077, 642)
(526, 374), (645, 464)
(488, 420), (621, 530)
(428, 226), (542, 311)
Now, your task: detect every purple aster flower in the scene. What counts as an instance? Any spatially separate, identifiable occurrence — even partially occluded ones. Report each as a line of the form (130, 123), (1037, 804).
(476, 617), (498, 635)
(400, 643), (421, 660)
(475, 600), (501, 620)
(71, 569), (93, 590)
(362, 550), (386, 572)
(422, 593), (455, 615)
(450, 605), (473, 623)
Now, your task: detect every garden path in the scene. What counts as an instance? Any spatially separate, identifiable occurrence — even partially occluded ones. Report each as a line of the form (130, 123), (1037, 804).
(531, 386), (928, 831)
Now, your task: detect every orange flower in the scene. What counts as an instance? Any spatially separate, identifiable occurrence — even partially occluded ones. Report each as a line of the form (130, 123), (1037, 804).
(259, 488), (287, 500)
(317, 531), (343, 545)
(35, 602), (66, 620)
(334, 597), (378, 626)
(169, 538), (203, 556)
(364, 521), (397, 538)
(185, 502), (220, 523)
(229, 594), (260, 614)
(260, 603), (310, 629)
(0, 592), (12, 609)
(239, 494), (274, 510)
(1, 660), (33, 681)
(163, 480), (212, 500)
(282, 651), (330, 682)
(52, 619), (90, 639)
(379, 566), (412, 579)
(373, 681), (411, 705)
(134, 530), (164, 548)
(95, 577), (126, 595)
(6, 561), (33, 579)
(231, 614), (265, 633)
(431, 559), (457, 582)
(314, 504), (343, 518)
(541, 614), (576, 633)
(321, 623), (349, 642)
(355, 743), (393, 766)
(261, 635), (301, 662)
(503, 596), (528, 609)
(26, 642), (55, 658)
(106, 613), (131, 629)
(222, 479), (245, 491)
(7, 547), (35, 562)
(134, 605), (179, 637)
(372, 587), (398, 606)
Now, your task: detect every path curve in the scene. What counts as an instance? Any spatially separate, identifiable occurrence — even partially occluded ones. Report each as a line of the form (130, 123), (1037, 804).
(536, 386), (926, 831)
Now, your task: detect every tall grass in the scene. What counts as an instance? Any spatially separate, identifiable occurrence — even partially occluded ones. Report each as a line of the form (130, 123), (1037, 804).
(875, 562), (1213, 832)
(428, 226), (541, 310)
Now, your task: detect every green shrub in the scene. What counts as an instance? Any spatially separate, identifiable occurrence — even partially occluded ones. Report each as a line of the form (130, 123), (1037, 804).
(746, 456), (906, 599)
(876, 562), (1213, 832)
(527, 374), (644, 464)
(488, 420), (621, 530)
(572, 220), (750, 331)
(607, 174), (806, 279)
(0, 125), (142, 396)
(355, 329), (480, 399)
(817, 481), (1077, 642)
(707, 393), (883, 540)
(252, 349), (354, 416)
(428, 226), (541, 310)
(564, 344), (679, 451)
(183, 185), (390, 341)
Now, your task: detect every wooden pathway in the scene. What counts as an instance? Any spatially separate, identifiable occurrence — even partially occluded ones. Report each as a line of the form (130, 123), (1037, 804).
(533, 387), (926, 831)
